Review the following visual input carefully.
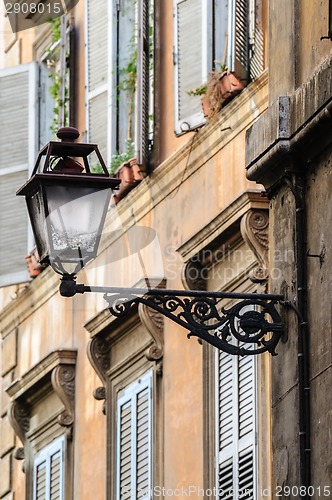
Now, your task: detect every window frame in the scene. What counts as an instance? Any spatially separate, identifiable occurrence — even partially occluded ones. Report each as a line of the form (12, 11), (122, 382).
(173, 0), (264, 135)
(116, 371), (153, 500)
(85, 0), (153, 168)
(33, 436), (66, 500)
(0, 62), (38, 286)
(214, 310), (258, 499)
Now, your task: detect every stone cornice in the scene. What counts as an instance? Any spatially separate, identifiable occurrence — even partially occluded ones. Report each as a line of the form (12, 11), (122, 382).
(6, 349), (77, 400)
(7, 349), (77, 446)
(177, 190), (268, 262)
(246, 57), (332, 188)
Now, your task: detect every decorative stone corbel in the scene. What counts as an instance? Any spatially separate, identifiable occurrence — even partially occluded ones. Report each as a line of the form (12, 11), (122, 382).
(240, 209), (269, 283)
(181, 258), (207, 291)
(139, 304), (164, 375)
(51, 364), (75, 427)
(87, 336), (112, 413)
(8, 400), (30, 447)
(6, 350), (77, 460)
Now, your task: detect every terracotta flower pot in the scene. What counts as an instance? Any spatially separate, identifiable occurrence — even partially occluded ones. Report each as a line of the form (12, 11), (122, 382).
(129, 157), (144, 181)
(115, 161), (135, 197)
(218, 70), (244, 101)
(25, 247), (44, 278)
(201, 94), (210, 118)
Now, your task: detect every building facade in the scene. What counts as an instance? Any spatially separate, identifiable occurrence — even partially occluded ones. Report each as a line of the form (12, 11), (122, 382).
(0, 0), (331, 499)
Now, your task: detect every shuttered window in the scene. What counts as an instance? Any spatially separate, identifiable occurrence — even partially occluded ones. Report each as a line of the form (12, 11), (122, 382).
(173, 0), (212, 134)
(0, 63), (37, 286)
(116, 372), (153, 499)
(225, 0), (264, 82)
(85, 0), (109, 164)
(216, 346), (257, 498)
(173, 0), (264, 134)
(86, 0), (153, 168)
(33, 437), (65, 500)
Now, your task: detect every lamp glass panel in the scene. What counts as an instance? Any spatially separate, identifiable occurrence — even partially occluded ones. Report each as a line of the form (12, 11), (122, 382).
(26, 188), (48, 261)
(44, 184), (111, 274)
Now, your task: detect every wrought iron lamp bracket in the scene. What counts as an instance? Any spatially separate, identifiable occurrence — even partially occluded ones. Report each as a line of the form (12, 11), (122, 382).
(60, 278), (285, 356)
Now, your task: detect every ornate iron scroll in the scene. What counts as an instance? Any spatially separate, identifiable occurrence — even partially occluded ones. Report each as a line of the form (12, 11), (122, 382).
(60, 278), (285, 356)
(103, 291), (283, 356)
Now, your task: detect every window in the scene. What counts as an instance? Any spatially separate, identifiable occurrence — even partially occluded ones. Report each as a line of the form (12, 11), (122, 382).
(7, 350), (76, 500)
(116, 372), (153, 500)
(86, 0), (153, 169)
(33, 437), (65, 500)
(173, 0), (265, 134)
(216, 346), (257, 499)
(0, 19), (71, 286)
(0, 63), (37, 286)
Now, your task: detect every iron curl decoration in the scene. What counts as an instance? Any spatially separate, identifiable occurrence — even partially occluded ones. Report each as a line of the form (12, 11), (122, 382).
(60, 277), (285, 356)
(102, 291), (284, 356)
(104, 293), (138, 317)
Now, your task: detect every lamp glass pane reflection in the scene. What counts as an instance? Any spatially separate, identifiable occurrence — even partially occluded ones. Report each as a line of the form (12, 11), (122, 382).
(44, 186), (112, 276)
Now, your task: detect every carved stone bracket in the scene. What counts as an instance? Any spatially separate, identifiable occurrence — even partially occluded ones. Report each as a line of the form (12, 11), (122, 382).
(8, 400), (30, 446)
(6, 350), (77, 457)
(181, 259), (207, 292)
(240, 209), (269, 283)
(139, 303), (164, 374)
(51, 364), (76, 427)
(87, 336), (112, 410)
(87, 336), (112, 385)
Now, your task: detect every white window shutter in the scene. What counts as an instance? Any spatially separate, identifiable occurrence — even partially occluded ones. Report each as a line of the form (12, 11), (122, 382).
(216, 343), (256, 498)
(248, 0), (264, 80)
(223, 0), (264, 82)
(116, 0), (137, 153)
(33, 436), (65, 500)
(117, 372), (153, 499)
(38, 63), (57, 149)
(0, 63), (37, 287)
(86, 0), (109, 163)
(136, 0), (151, 169)
(173, 0), (212, 135)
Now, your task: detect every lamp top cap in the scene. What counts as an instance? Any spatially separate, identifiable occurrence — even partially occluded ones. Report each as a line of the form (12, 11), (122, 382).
(56, 127), (80, 142)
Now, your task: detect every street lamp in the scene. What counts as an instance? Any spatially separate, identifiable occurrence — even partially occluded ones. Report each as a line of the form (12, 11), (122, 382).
(17, 128), (285, 356)
(17, 127), (120, 277)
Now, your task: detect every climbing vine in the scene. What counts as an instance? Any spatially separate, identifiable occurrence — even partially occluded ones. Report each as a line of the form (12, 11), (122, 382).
(46, 17), (69, 135)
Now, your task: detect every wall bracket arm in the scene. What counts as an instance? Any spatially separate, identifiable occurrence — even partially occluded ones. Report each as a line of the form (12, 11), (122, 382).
(60, 278), (285, 356)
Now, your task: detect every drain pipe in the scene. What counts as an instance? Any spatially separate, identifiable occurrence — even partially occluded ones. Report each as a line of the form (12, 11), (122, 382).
(283, 173), (311, 492)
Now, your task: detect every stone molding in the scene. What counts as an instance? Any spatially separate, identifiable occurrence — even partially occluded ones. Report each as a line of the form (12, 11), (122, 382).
(6, 350), (77, 448)
(86, 284), (165, 411)
(240, 209), (269, 283)
(246, 58), (332, 188)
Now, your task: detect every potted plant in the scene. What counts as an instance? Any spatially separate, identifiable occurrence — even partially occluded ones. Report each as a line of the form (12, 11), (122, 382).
(110, 143), (145, 203)
(187, 65), (244, 119)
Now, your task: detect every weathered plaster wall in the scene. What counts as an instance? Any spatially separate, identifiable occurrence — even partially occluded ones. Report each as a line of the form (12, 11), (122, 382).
(306, 149), (332, 488)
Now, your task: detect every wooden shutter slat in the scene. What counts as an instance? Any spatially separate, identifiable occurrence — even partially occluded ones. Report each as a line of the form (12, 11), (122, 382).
(87, 0), (108, 92)
(249, 0), (264, 80)
(119, 400), (132, 494)
(136, 387), (150, 494)
(136, 0), (151, 168)
(219, 352), (234, 450)
(173, 0), (211, 134)
(238, 450), (254, 495)
(176, 0), (203, 121)
(218, 458), (233, 498)
(238, 355), (254, 439)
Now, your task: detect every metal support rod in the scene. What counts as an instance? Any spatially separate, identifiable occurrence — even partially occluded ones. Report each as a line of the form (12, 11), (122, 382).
(284, 175), (311, 494)
(60, 278), (285, 356)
